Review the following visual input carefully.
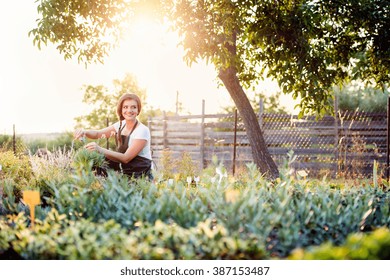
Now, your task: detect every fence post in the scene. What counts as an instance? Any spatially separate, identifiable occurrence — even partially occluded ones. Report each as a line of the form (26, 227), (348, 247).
(259, 98), (264, 130)
(163, 111), (168, 149)
(13, 124), (16, 156)
(334, 96), (339, 176)
(200, 100), (205, 170)
(233, 109), (238, 175)
(106, 117), (109, 149)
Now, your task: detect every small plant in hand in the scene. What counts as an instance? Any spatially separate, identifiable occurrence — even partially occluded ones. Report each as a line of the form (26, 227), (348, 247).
(71, 148), (107, 173)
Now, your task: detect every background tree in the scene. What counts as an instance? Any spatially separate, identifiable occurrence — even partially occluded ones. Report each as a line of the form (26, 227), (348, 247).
(222, 91), (289, 115)
(74, 73), (148, 129)
(30, 0), (390, 178)
(334, 82), (390, 113)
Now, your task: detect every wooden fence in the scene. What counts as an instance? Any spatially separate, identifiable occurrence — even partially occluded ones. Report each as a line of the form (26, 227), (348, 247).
(148, 108), (387, 178)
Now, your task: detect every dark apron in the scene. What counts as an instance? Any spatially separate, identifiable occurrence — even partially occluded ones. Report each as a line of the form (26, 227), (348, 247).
(99, 121), (153, 180)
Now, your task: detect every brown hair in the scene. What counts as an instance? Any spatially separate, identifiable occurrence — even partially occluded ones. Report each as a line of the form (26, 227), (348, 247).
(116, 93), (142, 147)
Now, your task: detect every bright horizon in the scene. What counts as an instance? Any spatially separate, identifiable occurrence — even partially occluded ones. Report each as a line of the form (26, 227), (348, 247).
(0, 1), (295, 135)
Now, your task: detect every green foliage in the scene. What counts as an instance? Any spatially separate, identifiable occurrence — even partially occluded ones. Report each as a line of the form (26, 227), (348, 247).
(222, 91), (288, 115)
(2, 150), (390, 259)
(0, 210), (133, 260)
(0, 181), (27, 215)
(175, 151), (200, 181)
(159, 149), (175, 180)
(289, 227), (390, 260)
(71, 149), (107, 173)
(28, 148), (75, 204)
(0, 209), (266, 260)
(29, 0), (132, 65)
(31, 0), (390, 117)
(0, 151), (34, 193)
(0, 135), (24, 152)
(158, 150), (200, 181)
(334, 82), (390, 113)
(165, 0), (390, 116)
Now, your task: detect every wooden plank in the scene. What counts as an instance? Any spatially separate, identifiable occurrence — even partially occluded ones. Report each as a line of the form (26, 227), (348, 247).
(167, 122), (201, 130)
(166, 131), (202, 138)
(165, 138), (201, 145)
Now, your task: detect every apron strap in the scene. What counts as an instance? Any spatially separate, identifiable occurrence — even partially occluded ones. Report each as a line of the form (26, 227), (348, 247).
(117, 120), (138, 153)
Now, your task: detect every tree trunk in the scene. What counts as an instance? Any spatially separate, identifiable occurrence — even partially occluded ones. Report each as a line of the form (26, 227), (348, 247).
(219, 66), (279, 179)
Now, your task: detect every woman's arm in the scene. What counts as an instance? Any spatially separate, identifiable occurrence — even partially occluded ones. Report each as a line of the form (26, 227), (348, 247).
(85, 139), (147, 164)
(74, 126), (116, 140)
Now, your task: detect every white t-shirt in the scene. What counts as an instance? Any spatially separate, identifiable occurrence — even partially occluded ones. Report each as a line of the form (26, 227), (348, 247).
(113, 120), (152, 160)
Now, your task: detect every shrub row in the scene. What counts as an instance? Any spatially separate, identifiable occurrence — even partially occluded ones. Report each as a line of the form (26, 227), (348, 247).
(289, 227), (390, 259)
(0, 209), (266, 260)
(1, 150), (390, 259)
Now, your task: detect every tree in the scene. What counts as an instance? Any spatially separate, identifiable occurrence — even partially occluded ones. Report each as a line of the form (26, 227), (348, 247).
(334, 82), (389, 113)
(74, 73), (147, 129)
(30, 0), (390, 178)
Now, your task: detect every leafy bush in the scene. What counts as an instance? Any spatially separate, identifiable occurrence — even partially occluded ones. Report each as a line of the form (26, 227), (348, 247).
(28, 148), (75, 206)
(157, 150), (200, 181)
(289, 227), (390, 260)
(30, 161), (390, 258)
(0, 210), (132, 260)
(1, 153), (390, 260)
(71, 148), (107, 174)
(0, 209), (267, 260)
(334, 83), (389, 113)
(0, 135), (25, 154)
(0, 151), (34, 198)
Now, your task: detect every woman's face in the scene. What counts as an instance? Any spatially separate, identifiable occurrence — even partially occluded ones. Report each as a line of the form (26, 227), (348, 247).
(121, 99), (139, 121)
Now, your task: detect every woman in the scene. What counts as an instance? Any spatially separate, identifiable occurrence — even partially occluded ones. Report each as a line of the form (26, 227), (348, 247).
(74, 93), (153, 179)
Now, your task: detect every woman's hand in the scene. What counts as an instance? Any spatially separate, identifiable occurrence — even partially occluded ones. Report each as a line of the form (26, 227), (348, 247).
(74, 129), (85, 141)
(85, 142), (102, 154)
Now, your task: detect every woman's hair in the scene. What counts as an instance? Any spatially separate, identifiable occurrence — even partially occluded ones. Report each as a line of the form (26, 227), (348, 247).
(116, 93), (142, 147)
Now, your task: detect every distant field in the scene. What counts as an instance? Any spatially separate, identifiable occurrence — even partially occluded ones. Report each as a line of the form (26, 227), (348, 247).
(20, 132), (65, 142)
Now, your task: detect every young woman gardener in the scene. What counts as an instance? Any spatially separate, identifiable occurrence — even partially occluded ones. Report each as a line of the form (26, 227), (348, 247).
(74, 93), (153, 179)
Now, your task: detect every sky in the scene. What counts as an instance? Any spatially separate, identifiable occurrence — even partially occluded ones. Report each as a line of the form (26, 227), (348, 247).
(0, 1), (294, 135)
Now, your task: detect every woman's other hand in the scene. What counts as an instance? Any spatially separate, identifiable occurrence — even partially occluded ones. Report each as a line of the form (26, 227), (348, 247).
(85, 142), (102, 154)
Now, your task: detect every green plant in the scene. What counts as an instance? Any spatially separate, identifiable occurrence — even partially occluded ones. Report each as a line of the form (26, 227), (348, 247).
(158, 149), (175, 180)
(0, 151), (35, 198)
(335, 82), (389, 113)
(71, 148), (107, 174)
(289, 227), (390, 260)
(175, 151), (199, 182)
(2, 152), (390, 260)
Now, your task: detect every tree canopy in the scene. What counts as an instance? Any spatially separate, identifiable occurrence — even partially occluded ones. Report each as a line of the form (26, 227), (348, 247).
(30, 0), (390, 115)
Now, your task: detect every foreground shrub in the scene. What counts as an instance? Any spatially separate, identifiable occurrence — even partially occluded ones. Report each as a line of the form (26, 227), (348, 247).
(0, 151), (34, 198)
(0, 209), (267, 260)
(2, 155), (390, 259)
(289, 227), (390, 260)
